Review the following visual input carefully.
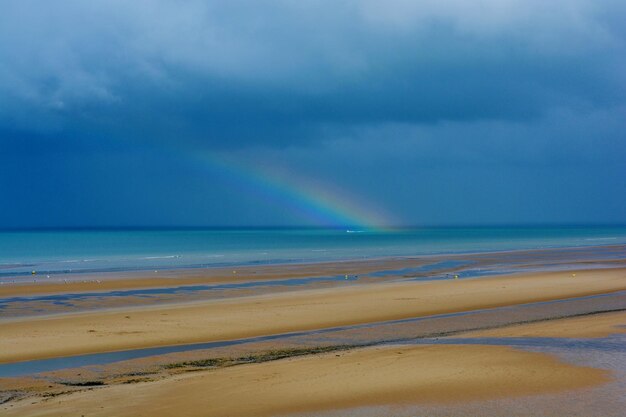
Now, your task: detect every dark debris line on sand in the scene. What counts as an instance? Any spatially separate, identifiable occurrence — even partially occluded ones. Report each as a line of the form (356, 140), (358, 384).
(162, 345), (353, 370)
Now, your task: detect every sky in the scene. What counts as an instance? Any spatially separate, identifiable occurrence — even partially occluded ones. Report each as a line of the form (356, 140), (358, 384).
(1, 0), (625, 228)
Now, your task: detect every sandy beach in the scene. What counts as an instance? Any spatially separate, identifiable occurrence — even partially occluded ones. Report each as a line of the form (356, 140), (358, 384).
(1, 247), (625, 416)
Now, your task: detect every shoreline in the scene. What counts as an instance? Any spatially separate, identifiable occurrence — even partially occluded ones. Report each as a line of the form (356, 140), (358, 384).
(2, 241), (624, 278)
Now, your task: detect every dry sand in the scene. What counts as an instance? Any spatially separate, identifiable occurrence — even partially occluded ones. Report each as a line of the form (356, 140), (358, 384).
(1, 344), (608, 417)
(1, 268), (624, 363)
(462, 310), (626, 338)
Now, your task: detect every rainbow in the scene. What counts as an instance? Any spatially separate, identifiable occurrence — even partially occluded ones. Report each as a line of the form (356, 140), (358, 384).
(181, 149), (395, 230)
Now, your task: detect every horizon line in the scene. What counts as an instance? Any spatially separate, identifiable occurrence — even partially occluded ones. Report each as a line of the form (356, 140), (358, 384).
(1, 223), (625, 232)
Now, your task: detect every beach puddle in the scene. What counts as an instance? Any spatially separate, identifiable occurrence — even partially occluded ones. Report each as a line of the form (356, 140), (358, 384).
(402, 334), (626, 352)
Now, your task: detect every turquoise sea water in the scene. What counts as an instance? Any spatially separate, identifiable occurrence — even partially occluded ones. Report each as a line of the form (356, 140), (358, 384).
(0, 227), (625, 277)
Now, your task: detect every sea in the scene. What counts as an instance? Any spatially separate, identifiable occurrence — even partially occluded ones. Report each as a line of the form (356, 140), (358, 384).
(0, 226), (625, 277)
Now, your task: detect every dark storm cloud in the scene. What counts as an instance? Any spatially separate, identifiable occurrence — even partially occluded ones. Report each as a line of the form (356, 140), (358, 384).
(2, 0), (625, 148)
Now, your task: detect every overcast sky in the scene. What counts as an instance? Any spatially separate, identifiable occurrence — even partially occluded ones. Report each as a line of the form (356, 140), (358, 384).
(1, 0), (625, 228)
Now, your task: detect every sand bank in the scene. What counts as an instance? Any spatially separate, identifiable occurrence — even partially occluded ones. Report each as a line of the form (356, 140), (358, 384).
(1, 268), (624, 363)
(1, 344), (608, 417)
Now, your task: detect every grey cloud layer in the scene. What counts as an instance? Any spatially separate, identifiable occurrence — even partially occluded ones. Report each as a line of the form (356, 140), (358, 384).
(2, 0), (625, 147)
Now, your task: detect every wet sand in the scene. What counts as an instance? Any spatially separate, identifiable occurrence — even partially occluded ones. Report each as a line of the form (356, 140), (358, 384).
(0, 257), (436, 298)
(1, 268), (624, 363)
(2, 244), (623, 299)
(0, 344), (609, 417)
